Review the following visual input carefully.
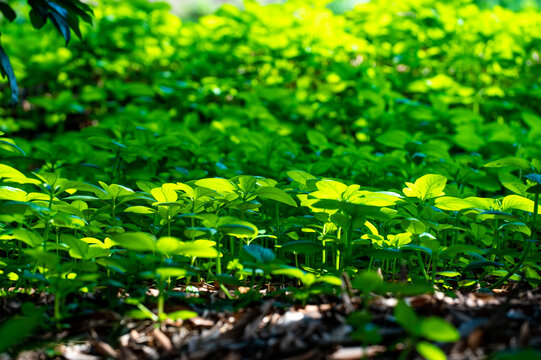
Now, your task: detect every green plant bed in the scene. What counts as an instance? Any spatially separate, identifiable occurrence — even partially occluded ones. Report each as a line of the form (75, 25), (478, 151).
(0, 0), (540, 358)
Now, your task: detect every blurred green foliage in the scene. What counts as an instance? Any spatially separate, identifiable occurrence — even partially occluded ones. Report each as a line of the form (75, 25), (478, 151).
(0, 0), (539, 189)
(0, 0), (93, 104)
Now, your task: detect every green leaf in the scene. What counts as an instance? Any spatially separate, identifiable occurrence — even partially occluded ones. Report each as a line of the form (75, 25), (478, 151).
(492, 349), (541, 360)
(315, 275), (342, 286)
(351, 271), (383, 293)
(403, 174), (447, 201)
(195, 178), (237, 193)
(501, 182), (529, 196)
(287, 170), (316, 185)
(440, 244), (483, 258)
(0, 3), (16, 22)
(525, 174), (541, 193)
(217, 217), (258, 238)
(254, 186), (297, 207)
(86, 246), (110, 259)
(271, 266), (305, 280)
(12, 229), (43, 247)
(484, 157), (531, 170)
(0, 41), (18, 104)
(379, 282), (434, 296)
(525, 173), (541, 185)
(29, 7), (46, 29)
(238, 176), (257, 194)
(0, 164), (26, 179)
(314, 180), (348, 199)
(173, 182), (196, 199)
(376, 130), (411, 149)
(104, 184), (134, 198)
(0, 140), (25, 155)
(156, 237), (180, 256)
(113, 232), (156, 252)
(155, 267), (187, 279)
(244, 244), (275, 264)
(402, 218), (426, 234)
(0, 311), (43, 352)
(502, 195), (540, 213)
(435, 197), (474, 211)
(177, 240), (218, 258)
(464, 260), (502, 272)
(61, 234), (89, 260)
(499, 222), (531, 236)
(419, 317), (460, 342)
(436, 271), (461, 277)
(124, 206), (156, 214)
(48, 2), (71, 45)
(25, 249), (61, 269)
(306, 130), (328, 148)
(0, 186), (27, 201)
(394, 300), (418, 333)
(151, 185), (178, 203)
(416, 341), (446, 360)
(280, 240), (324, 254)
(167, 310), (197, 321)
(490, 270), (522, 281)
(401, 244), (433, 256)
(476, 211), (517, 221)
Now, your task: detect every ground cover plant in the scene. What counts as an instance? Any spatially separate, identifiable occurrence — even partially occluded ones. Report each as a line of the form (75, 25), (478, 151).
(0, 0), (541, 359)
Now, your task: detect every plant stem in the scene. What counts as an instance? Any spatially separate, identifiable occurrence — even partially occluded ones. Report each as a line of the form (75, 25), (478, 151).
(54, 291), (61, 330)
(216, 235), (222, 275)
(490, 192), (539, 289)
(417, 253), (429, 281)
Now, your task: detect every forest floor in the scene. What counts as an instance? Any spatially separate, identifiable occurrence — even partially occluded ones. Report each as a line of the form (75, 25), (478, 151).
(2, 282), (540, 360)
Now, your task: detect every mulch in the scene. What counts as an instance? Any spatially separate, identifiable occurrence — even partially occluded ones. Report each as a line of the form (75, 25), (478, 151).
(2, 282), (541, 360)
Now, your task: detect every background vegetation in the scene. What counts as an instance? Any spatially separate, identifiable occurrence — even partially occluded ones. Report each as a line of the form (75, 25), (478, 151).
(0, 0), (540, 358)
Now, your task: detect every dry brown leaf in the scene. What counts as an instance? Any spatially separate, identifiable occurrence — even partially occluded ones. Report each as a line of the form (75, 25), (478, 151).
(189, 316), (215, 327)
(467, 327), (484, 351)
(90, 340), (118, 358)
(152, 328), (173, 351)
(409, 294), (432, 308)
(237, 286), (250, 294)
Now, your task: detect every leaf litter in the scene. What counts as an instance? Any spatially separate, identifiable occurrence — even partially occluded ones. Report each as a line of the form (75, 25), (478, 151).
(2, 282), (540, 360)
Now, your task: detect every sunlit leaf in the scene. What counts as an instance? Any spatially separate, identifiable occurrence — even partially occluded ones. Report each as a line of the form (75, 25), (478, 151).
(124, 206), (156, 214)
(113, 232), (156, 252)
(436, 271), (461, 277)
(502, 195), (540, 213)
(61, 234), (89, 260)
(254, 186), (297, 207)
(435, 197), (474, 211)
(416, 341), (446, 360)
(156, 237), (180, 256)
(156, 267), (187, 279)
(287, 170), (316, 185)
(484, 157), (531, 170)
(167, 310), (197, 321)
(217, 217), (258, 238)
(419, 317), (460, 342)
(0, 186), (27, 201)
(403, 174), (447, 201)
(0, 164), (26, 180)
(195, 178), (237, 193)
(177, 240), (218, 258)
(151, 186), (178, 203)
